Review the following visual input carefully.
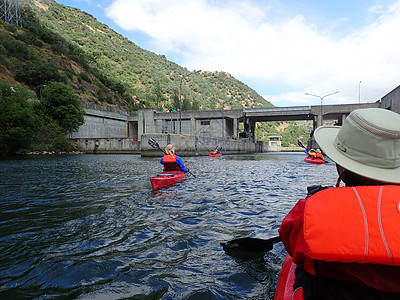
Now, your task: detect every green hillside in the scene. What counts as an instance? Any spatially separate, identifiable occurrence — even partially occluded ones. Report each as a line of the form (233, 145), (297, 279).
(0, 0), (312, 154)
(16, 0), (273, 112)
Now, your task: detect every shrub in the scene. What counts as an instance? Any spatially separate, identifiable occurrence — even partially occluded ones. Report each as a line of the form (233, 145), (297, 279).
(39, 81), (84, 133)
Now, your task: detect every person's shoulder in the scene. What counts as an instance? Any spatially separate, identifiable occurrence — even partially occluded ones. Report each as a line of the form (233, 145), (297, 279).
(306, 185), (331, 196)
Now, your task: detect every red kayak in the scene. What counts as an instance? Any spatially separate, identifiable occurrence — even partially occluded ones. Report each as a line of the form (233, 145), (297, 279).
(150, 170), (187, 190)
(209, 153), (222, 157)
(304, 156), (325, 164)
(274, 254), (302, 300)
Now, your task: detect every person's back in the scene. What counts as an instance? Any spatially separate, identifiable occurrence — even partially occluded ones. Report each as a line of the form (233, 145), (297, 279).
(279, 108), (400, 299)
(162, 153), (179, 171)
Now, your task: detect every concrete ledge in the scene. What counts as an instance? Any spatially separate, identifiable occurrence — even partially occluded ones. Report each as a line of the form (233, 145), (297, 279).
(140, 134), (256, 157)
(69, 136), (303, 156)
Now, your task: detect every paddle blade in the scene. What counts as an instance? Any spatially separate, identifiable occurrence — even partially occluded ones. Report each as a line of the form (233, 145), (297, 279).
(221, 236), (281, 253)
(148, 138), (166, 154)
(148, 138), (159, 149)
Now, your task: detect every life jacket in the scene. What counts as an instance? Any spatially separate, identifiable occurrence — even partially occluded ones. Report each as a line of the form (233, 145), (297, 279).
(315, 152), (324, 160)
(308, 151), (317, 158)
(163, 154), (179, 171)
(304, 185), (400, 266)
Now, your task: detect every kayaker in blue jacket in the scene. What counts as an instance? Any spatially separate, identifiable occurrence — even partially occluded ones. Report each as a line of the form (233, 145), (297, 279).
(160, 144), (188, 173)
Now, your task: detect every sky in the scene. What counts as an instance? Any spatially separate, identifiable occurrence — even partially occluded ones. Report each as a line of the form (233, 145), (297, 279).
(55, 0), (400, 107)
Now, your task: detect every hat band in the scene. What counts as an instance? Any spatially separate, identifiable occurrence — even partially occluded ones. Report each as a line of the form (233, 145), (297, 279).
(334, 137), (400, 169)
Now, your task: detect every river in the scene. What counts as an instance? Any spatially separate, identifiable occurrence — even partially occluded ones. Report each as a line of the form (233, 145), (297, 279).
(0, 153), (338, 299)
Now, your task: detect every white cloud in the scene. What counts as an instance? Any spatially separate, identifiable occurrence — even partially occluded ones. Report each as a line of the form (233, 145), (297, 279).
(105, 0), (400, 106)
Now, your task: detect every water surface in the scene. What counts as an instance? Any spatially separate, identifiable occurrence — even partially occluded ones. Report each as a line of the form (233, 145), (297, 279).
(0, 153), (337, 299)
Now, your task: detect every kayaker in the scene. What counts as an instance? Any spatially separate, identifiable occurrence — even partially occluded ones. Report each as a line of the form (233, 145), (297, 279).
(314, 149), (324, 160)
(160, 144), (188, 173)
(279, 108), (400, 299)
(305, 148), (323, 160)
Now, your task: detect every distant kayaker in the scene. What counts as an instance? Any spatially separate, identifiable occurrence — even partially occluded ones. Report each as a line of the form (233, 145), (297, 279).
(279, 108), (400, 299)
(306, 148), (324, 160)
(160, 144), (188, 173)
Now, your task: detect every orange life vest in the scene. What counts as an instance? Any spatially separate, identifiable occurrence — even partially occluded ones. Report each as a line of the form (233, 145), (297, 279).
(315, 152), (324, 160)
(163, 154), (178, 171)
(308, 151), (317, 158)
(304, 185), (400, 266)
(163, 154), (177, 163)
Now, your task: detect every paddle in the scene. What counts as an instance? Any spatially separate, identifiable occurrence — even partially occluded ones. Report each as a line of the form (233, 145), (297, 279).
(148, 138), (197, 178)
(148, 137), (166, 154)
(297, 139), (306, 149)
(210, 145), (220, 153)
(221, 236), (281, 253)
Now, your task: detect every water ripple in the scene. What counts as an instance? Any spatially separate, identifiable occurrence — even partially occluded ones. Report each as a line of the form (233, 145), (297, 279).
(0, 153), (338, 299)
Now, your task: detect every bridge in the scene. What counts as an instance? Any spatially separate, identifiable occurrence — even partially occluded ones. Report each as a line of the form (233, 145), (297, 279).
(243, 102), (380, 126)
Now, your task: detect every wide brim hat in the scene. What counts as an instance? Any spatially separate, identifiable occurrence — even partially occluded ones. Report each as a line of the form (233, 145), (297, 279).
(314, 108), (400, 184)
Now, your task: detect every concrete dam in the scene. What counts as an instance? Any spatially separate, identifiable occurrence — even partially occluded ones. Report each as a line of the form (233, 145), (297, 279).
(68, 102), (381, 156)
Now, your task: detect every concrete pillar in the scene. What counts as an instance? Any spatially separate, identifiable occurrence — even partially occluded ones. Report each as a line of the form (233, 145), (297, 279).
(244, 117), (249, 132)
(233, 118), (238, 139)
(137, 109), (156, 140)
(191, 117), (196, 135)
(249, 120), (256, 141)
(316, 112), (323, 127)
(138, 111), (144, 141)
(341, 114), (347, 125)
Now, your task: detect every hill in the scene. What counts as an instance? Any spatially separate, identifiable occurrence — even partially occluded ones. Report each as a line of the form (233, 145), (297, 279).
(4, 0), (273, 113)
(0, 0), (311, 154)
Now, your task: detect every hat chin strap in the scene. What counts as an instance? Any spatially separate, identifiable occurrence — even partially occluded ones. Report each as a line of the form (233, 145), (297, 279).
(336, 170), (346, 187)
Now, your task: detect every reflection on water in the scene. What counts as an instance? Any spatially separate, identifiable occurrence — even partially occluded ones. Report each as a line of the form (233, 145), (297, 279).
(0, 153), (337, 299)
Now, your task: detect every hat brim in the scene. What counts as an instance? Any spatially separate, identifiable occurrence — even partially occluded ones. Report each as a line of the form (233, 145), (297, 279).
(314, 126), (400, 184)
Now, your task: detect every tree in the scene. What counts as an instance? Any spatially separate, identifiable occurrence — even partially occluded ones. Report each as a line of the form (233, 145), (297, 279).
(171, 88), (180, 111)
(0, 81), (38, 154)
(14, 57), (62, 87)
(39, 82), (85, 133)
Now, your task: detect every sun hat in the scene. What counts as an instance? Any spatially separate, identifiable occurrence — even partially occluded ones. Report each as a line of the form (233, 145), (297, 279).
(165, 144), (175, 155)
(314, 108), (400, 184)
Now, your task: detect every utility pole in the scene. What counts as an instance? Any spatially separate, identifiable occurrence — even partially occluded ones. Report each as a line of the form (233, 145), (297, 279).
(0, 0), (23, 27)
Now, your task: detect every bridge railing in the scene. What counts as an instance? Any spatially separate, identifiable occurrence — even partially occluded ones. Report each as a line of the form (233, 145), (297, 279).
(243, 106), (311, 113)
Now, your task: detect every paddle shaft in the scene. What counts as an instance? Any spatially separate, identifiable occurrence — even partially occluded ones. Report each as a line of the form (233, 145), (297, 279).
(297, 140), (306, 148)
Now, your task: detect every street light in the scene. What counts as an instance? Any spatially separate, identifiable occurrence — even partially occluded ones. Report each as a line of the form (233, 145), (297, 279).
(179, 70), (201, 134)
(305, 91), (339, 126)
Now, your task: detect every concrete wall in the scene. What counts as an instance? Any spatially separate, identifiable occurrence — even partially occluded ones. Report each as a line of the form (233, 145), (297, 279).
(71, 138), (140, 154)
(69, 107), (131, 139)
(69, 115), (128, 138)
(139, 110), (238, 139)
(140, 134), (256, 157)
(381, 85), (400, 114)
